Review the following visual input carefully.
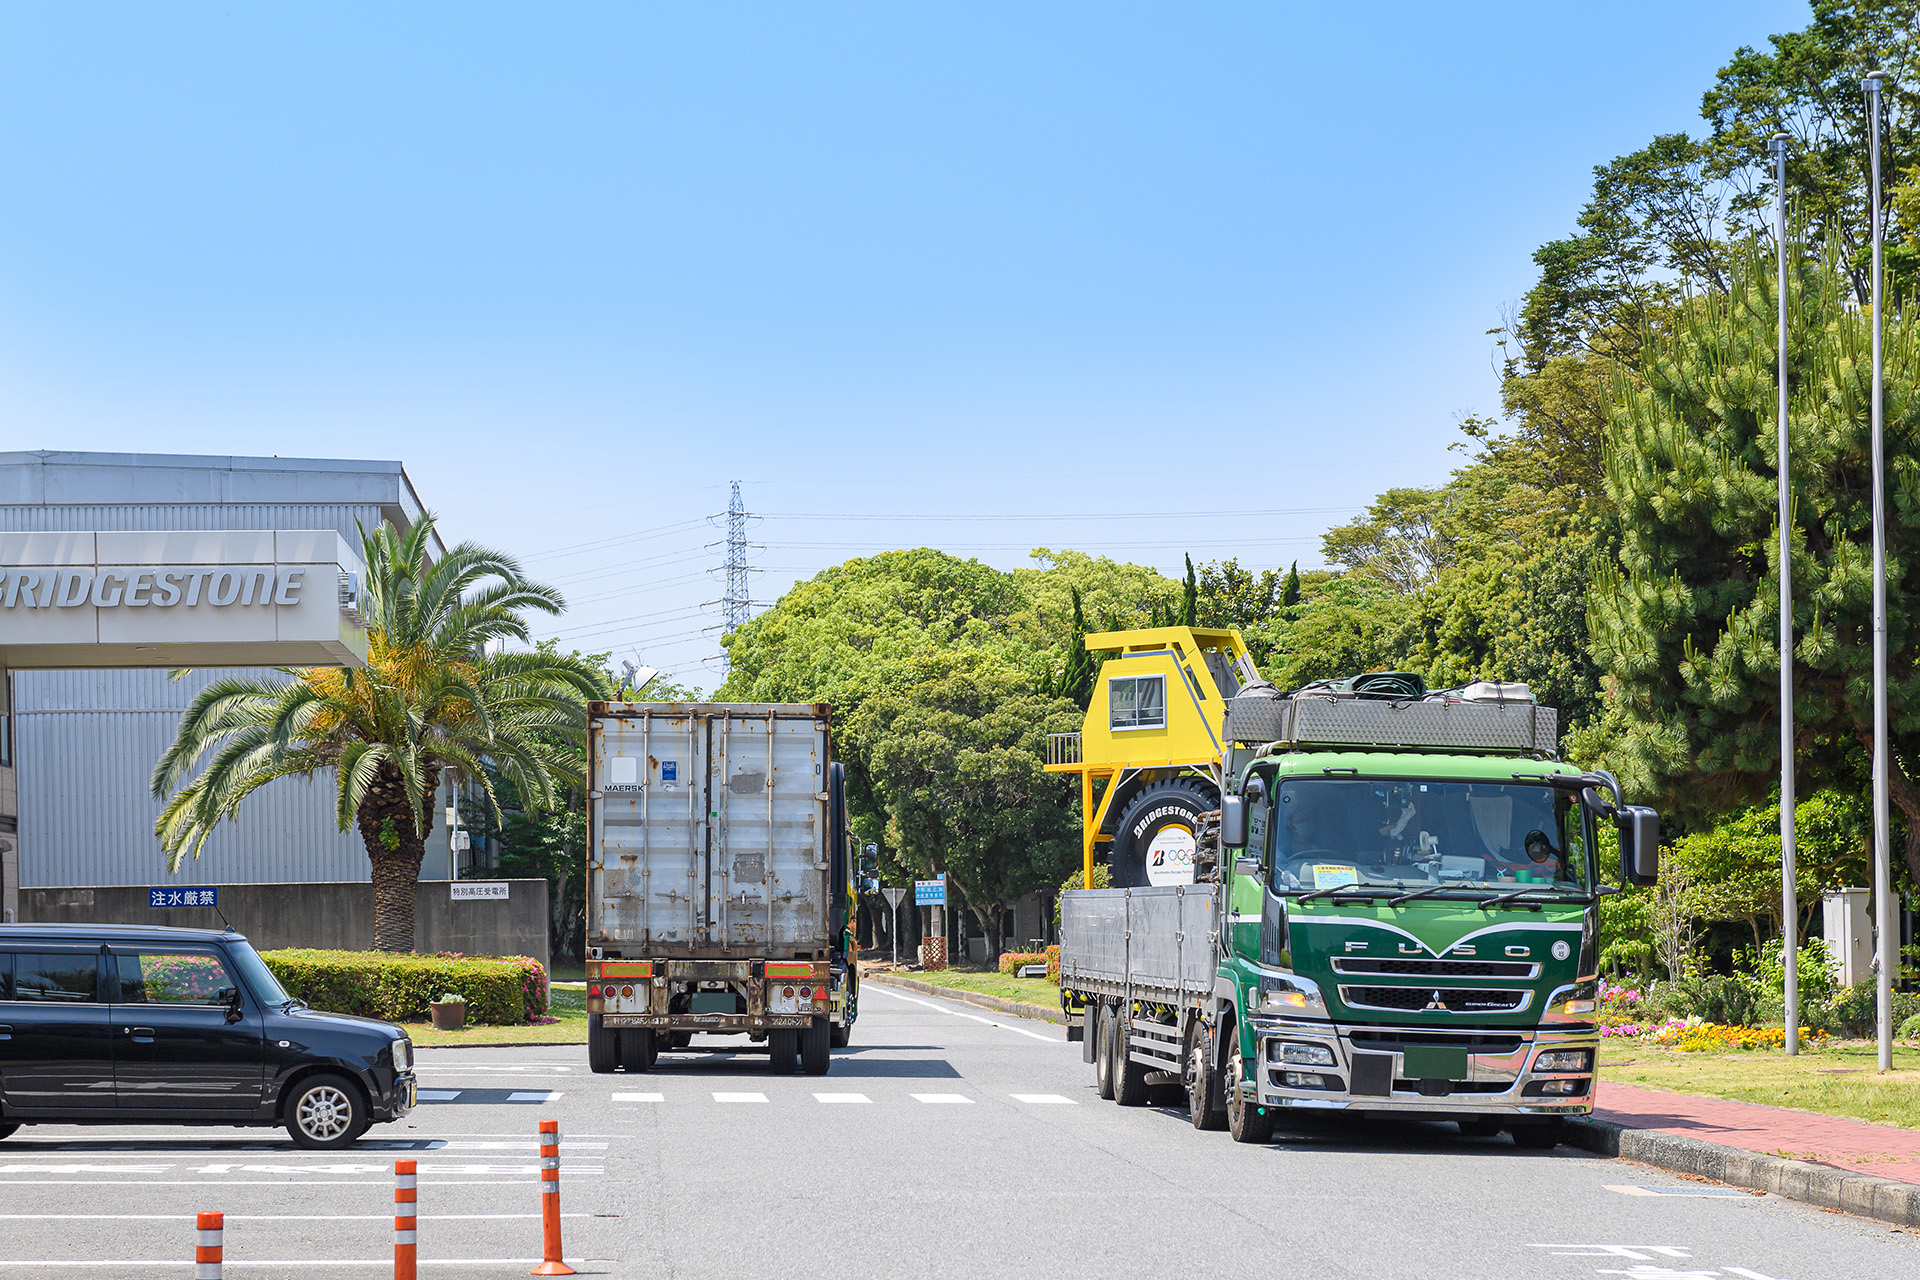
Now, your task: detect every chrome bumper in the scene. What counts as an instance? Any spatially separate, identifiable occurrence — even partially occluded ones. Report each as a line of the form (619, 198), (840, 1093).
(1245, 1017), (1597, 1116)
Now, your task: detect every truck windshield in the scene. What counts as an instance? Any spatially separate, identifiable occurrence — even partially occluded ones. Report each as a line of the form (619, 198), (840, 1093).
(1269, 778), (1591, 898)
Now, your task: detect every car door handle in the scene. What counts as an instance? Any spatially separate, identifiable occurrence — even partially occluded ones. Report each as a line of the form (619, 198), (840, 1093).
(0, 1024), (11, 1041)
(126, 1026), (155, 1043)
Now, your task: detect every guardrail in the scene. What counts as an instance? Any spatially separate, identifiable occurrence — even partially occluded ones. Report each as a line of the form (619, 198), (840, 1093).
(1047, 732), (1082, 766)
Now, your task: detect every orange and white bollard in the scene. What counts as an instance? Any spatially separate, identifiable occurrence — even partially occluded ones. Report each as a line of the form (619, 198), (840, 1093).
(394, 1159), (418, 1280)
(195, 1211), (223, 1279)
(529, 1118), (574, 1276)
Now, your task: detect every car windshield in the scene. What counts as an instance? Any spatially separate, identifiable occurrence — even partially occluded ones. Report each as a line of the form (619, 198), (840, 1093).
(1268, 777), (1591, 897)
(225, 939), (292, 1005)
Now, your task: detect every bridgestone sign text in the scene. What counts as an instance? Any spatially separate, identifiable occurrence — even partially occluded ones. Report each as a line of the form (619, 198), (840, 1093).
(1, 566), (306, 609)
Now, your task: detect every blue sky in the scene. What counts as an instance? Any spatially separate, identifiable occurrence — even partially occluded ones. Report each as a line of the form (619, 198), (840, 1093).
(0, 2), (1809, 686)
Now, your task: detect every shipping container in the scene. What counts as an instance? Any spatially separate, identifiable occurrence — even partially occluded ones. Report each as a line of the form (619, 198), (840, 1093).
(584, 702), (857, 1076)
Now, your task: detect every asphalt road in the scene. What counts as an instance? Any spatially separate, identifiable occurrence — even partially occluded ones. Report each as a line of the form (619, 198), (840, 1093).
(0, 983), (1915, 1278)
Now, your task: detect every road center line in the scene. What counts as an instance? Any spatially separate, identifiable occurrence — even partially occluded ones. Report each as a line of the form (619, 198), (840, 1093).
(863, 985), (1064, 1042)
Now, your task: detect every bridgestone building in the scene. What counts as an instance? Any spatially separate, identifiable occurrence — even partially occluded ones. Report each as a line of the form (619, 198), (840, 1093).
(0, 451), (467, 919)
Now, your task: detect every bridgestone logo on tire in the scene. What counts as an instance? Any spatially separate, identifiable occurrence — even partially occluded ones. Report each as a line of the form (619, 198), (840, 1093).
(1133, 805), (1191, 840)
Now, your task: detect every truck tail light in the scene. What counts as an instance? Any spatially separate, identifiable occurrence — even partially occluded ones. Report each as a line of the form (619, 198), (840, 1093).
(621, 986), (635, 999)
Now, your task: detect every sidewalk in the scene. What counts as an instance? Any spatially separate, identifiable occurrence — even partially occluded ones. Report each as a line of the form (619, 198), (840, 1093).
(1594, 1080), (1920, 1185)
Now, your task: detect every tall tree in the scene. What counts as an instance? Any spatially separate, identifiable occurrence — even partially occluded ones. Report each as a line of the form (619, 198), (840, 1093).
(1320, 487), (1457, 593)
(151, 516), (605, 950)
(1280, 561), (1301, 608)
(1588, 236), (1920, 883)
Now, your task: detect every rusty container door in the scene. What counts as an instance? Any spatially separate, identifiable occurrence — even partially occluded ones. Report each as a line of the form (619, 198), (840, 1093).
(590, 703), (829, 958)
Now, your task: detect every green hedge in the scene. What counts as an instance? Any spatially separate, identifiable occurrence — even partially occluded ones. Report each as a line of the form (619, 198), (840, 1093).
(261, 949), (549, 1026)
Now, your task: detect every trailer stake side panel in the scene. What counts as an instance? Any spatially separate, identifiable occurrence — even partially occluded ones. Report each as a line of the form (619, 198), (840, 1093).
(1061, 886), (1219, 1006)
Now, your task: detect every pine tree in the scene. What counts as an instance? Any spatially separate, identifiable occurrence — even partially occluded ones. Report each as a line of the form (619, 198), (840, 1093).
(1589, 234), (1920, 884)
(1179, 554), (1198, 627)
(1281, 561), (1301, 607)
(1058, 586), (1096, 710)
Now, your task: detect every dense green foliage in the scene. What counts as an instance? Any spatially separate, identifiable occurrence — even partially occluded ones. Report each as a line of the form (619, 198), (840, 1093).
(262, 948), (549, 1026)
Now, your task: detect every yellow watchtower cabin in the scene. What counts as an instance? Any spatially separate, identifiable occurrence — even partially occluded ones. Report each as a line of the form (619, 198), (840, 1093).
(1045, 626), (1260, 889)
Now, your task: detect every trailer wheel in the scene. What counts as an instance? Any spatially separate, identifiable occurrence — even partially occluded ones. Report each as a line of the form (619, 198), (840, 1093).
(801, 1019), (832, 1075)
(1109, 777), (1220, 889)
(1113, 1007), (1152, 1107)
(616, 1029), (655, 1072)
(1186, 1025), (1226, 1130)
(830, 1022), (851, 1049)
(768, 1028), (799, 1074)
(1093, 1004), (1116, 1100)
(668, 1031), (692, 1050)
(587, 1014), (617, 1075)
(1224, 1023), (1273, 1144)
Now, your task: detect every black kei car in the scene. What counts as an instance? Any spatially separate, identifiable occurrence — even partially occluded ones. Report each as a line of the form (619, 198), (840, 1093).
(0, 924), (415, 1148)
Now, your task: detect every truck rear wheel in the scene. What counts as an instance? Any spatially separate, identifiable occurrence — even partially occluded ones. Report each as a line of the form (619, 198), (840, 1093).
(801, 1019), (832, 1075)
(768, 1028), (799, 1074)
(587, 1014), (617, 1075)
(1109, 778), (1219, 889)
(1112, 1009), (1152, 1107)
(830, 1021), (851, 1049)
(1224, 1026), (1273, 1144)
(1093, 1004), (1116, 1100)
(1186, 1025), (1226, 1130)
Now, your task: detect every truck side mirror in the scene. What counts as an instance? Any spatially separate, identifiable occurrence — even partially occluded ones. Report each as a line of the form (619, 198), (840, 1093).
(1221, 795), (1247, 848)
(1616, 806), (1659, 887)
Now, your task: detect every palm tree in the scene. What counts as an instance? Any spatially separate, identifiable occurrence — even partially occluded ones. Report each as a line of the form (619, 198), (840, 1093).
(151, 515), (607, 951)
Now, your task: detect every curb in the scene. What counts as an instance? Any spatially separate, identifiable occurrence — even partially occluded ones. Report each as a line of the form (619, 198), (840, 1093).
(865, 973), (1065, 1026)
(412, 1039), (585, 1050)
(1568, 1116), (1920, 1229)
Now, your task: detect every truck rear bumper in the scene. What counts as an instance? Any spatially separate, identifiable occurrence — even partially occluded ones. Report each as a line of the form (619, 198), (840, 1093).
(1248, 1016), (1597, 1116)
(602, 1013), (813, 1031)
(590, 957), (833, 1032)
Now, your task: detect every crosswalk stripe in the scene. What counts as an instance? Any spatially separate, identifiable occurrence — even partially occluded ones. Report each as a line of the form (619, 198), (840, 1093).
(712, 1092), (768, 1104)
(910, 1093), (973, 1105)
(610, 1093), (663, 1103)
(507, 1091), (559, 1102)
(418, 1091), (461, 1102)
(1011, 1094), (1075, 1105)
(812, 1093), (870, 1104)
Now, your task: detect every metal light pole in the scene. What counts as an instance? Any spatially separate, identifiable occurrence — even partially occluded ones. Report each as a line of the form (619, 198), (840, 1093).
(1772, 132), (1800, 1056)
(1864, 70), (1895, 1072)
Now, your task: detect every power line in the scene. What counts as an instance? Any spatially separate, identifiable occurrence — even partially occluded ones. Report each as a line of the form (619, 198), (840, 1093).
(757, 506), (1359, 523)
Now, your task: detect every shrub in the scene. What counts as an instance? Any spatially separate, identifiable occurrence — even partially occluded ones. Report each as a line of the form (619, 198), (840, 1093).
(1899, 1012), (1920, 1041)
(998, 950), (1048, 975)
(262, 949), (549, 1026)
(1661, 971), (1762, 1027)
(1812, 984), (1920, 1038)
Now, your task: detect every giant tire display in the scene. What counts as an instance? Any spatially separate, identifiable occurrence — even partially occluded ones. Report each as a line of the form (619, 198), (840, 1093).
(1109, 778), (1219, 889)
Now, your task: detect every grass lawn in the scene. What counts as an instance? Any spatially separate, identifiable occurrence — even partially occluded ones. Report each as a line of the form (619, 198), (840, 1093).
(872, 966), (1060, 1008)
(1600, 1039), (1920, 1129)
(402, 982), (588, 1047)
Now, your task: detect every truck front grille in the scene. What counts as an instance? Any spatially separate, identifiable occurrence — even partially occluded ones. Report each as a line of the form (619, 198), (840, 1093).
(1331, 957), (1537, 978)
(1340, 985), (1530, 1014)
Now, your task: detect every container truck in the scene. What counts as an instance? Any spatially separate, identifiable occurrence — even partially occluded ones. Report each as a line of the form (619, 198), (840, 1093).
(1051, 629), (1658, 1144)
(583, 702), (859, 1076)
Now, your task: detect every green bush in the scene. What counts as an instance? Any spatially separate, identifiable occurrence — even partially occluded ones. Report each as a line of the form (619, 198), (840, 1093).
(996, 945), (1063, 984)
(1814, 984), (1920, 1038)
(1660, 971), (1762, 1027)
(1899, 1012), (1920, 1041)
(262, 949), (548, 1026)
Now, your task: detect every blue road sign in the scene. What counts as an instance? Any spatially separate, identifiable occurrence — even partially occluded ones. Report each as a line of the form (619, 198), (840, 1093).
(150, 886), (218, 908)
(915, 875), (946, 906)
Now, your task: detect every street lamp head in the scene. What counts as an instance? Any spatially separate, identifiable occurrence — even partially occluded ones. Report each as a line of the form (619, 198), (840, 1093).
(1769, 133), (1790, 156)
(1864, 69), (1887, 93)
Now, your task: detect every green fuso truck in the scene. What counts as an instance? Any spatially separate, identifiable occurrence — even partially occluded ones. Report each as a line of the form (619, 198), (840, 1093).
(1059, 678), (1659, 1145)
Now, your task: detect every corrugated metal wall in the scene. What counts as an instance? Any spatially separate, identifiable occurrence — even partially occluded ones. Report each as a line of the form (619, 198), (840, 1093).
(14, 667), (369, 887)
(4, 482), (418, 889)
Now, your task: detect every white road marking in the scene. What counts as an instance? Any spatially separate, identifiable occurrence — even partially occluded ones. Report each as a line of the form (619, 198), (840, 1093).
(0, 1215), (590, 1221)
(713, 1092), (767, 1103)
(412, 1066), (574, 1073)
(911, 1093), (974, 1105)
(1603, 1184), (1754, 1198)
(507, 1091), (560, 1102)
(813, 1093), (870, 1104)
(0, 1260), (586, 1269)
(189, 1164), (604, 1177)
(418, 1090), (463, 1101)
(1011, 1094), (1075, 1105)
(612, 1092), (664, 1102)
(0, 1165), (169, 1174)
(864, 985), (1063, 1042)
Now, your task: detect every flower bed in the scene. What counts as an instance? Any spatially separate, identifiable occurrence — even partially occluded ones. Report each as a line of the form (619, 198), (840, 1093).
(996, 945), (1062, 984)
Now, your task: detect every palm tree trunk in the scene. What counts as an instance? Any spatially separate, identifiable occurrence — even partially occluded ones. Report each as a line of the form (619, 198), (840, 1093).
(356, 765), (437, 952)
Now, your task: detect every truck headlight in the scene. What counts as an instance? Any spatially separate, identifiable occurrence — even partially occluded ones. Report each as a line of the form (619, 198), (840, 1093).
(393, 1038), (413, 1073)
(1534, 1049), (1591, 1073)
(1540, 981), (1598, 1024)
(1256, 975), (1327, 1017)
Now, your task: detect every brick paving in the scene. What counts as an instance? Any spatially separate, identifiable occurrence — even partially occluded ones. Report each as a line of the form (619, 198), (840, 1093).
(1594, 1080), (1920, 1184)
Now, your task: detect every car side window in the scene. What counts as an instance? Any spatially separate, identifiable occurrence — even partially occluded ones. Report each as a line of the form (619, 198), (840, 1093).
(115, 951), (235, 1006)
(0, 952), (12, 1001)
(12, 951), (100, 1003)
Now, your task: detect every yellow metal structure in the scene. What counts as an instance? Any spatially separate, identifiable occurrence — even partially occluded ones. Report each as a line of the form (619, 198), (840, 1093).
(1043, 626), (1259, 885)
